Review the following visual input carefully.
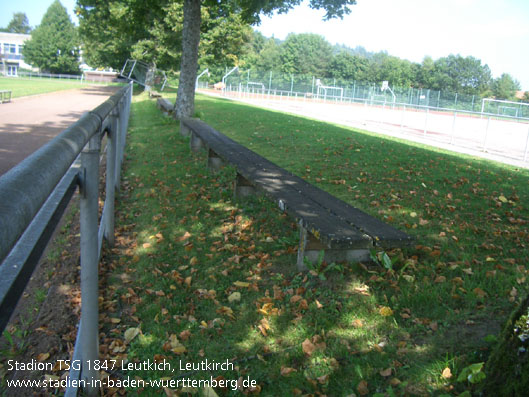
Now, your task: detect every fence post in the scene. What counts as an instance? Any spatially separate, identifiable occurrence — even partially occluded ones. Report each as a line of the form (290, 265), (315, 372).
(105, 111), (118, 246)
(79, 133), (101, 396)
(482, 117), (491, 151)
(424, 108), (429, 136)
(450, 111), (457, 144)
(523, 124), (529, 162)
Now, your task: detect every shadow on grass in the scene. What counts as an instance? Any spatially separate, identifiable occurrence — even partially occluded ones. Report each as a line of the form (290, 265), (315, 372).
(101, 95), (528, 395)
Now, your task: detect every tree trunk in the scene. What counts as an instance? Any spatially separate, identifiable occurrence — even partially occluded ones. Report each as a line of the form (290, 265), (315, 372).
(175, 0), (201, 119)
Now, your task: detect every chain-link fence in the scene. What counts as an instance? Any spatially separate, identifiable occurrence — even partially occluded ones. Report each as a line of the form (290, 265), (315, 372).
(197, 68), (529, 165)
(213, 69), (529, 118)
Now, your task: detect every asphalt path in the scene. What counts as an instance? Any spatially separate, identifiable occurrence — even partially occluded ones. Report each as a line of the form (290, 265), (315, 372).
(0, 85), (120, 176)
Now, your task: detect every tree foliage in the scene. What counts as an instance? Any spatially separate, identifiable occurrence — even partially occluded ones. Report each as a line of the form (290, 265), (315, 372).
(279, 33), (333, 76)
(77, 0), (254, 72)
(491, 73), (521, 100)
(5, 12), (32, 34)
(22, 1), (79, 74)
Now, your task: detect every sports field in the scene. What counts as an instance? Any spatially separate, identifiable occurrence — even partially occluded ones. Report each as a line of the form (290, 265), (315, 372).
(211, 89), (529, 169)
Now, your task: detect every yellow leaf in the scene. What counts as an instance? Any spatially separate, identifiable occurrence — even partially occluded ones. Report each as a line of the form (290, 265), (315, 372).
(233, 281), (250, 288)
(442, 367), (452, 379)
(124, 327), (141, 344)
(498, 195), (508, 203)
(379, 306), (394, 317)
(352, 319), (364, 328)
(163, 334), (187, 355)
(228, 292), (241, 302)
(216, 306), (235, 320)
(37, 352), (50, 362)
(409, 212), (417, 218)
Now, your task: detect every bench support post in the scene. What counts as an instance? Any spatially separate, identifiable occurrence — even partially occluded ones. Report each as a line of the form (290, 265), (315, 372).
(207, 149), (225, 171)
(180, 120), (191, 137)
(190, 132), (205, 152)
(234, 173), (256, 198)
(297, 224), (371, 271)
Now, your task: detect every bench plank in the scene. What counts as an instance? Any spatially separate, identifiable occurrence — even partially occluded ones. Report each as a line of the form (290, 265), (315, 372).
(180, 117), (413, 268)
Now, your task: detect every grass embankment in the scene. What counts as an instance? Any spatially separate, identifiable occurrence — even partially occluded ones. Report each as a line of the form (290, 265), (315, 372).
(0, 76), (105, 98)
(100, 92), (529, 395)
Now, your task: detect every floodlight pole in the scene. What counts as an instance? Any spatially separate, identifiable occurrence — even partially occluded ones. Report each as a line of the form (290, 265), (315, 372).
(222, 66), (238, 94)
(196, 68), (209, 90)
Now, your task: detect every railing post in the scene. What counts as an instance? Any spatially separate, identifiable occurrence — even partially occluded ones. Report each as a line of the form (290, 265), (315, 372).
(105, 112), (118, 246)
(79, 133), (101, 396)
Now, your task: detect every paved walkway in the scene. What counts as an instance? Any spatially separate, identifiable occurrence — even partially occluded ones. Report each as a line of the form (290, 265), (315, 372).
(0, 85), (120, 176)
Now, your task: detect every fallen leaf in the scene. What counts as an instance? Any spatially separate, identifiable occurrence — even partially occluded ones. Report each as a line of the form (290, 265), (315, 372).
(379, 306), (394, 317)
(442, 367), (452, 379)
(280, 367), (297, 376)
(352, 319), (364, 328)
(357, 380), (369, 395)
(179, 330), (191, 341)
(290, 295), (303, 304)
(302, 339), (316, 356)
(473, 287), (487, 299)
(234, 281), (250, 288)
(124, 327), (141, 344)
(228, 292), (241, 302)
(216, 306), (235, 320)
(163, 334), (186, 355)
(379, 368), (392, 377)
(37, 353), (50, 362)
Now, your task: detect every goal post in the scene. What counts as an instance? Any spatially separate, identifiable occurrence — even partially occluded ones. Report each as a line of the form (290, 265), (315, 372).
(120, 59), (168, 91)
(315, 79), (344, 101)
(481, 98), (529, 118)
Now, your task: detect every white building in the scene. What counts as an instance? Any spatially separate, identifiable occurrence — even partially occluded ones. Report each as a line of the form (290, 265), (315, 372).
(0, 32), (34, 76)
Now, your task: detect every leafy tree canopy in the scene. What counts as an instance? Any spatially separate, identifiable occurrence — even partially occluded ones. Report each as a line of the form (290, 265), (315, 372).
(5, 12), (32, 34)
(22, 1), (80, 74)
(491, 73), (521, 100)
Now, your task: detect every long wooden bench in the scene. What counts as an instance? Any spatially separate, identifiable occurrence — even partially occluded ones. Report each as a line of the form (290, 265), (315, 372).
(179, 117), (414, 270)
(157, 97), (173, 115)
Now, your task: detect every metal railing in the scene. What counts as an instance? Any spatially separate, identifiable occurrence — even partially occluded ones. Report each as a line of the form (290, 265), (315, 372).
(0, 82), (132, 396)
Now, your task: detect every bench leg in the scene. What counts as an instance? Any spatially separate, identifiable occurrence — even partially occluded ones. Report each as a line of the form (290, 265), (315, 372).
(180, 120), (191, 137)
(297, 224), (370, 271)
(207, 149), (225, 171)
(234, 173), (256, 198)
(190, 132), (205, 152)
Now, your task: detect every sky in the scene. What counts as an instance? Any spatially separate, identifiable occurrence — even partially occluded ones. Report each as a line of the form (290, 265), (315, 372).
(255, 0), (529, 90)
(1, 0), (528, 90)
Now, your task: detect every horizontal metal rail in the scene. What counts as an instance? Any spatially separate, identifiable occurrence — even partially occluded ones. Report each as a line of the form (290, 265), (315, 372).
(0, 82), (133, 396)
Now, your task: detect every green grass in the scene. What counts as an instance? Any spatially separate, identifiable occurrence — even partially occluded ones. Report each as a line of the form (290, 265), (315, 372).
(101, 92), (529, 396)
(0, 76), (109, 98)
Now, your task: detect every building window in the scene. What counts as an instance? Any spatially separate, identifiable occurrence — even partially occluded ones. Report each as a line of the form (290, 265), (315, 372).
(7, 65), (18, 76)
